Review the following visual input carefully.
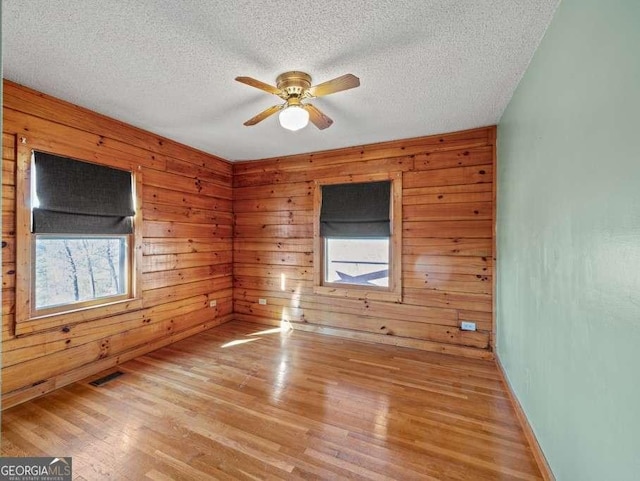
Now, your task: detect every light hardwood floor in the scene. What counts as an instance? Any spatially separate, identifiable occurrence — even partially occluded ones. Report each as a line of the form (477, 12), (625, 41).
(1, 321), (542, 480)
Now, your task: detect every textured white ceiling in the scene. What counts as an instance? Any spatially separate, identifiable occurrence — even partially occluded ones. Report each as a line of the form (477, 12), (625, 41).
(2, 0), (558, 161)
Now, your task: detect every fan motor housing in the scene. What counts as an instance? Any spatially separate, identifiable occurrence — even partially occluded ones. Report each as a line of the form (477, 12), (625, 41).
(276, 71), (312, 97)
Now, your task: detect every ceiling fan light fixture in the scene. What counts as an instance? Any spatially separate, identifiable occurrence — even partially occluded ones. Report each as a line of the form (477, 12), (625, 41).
(237, 71), (359, 130)
(279, 105), (309, 131)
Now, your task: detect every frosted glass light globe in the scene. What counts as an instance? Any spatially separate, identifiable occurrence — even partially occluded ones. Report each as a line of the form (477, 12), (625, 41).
(279, 106), (309, 131)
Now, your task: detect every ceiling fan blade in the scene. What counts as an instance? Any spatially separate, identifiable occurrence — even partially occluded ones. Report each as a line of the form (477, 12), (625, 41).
(306, 74), (360, 98)
(243, 104), (284, 126)
(304, 104), (333, 130)
(235, 76), (284, 97)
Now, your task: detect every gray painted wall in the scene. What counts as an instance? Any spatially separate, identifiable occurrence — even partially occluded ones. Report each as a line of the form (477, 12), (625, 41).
(497, 1), (640, 479)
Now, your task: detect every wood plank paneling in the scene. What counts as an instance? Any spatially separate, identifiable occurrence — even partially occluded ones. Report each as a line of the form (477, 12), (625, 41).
(404, 219), (493, 238)
(233, 181), (313, 200)
(2, 79), (497, 408)
(144, 185), (232, 212)
(413, 145), (493, 170)
(143, 202), (233, 224)
(142, 238), (231, 256)
(234, 196), (312, 212)
(2, 80), (233, 406)
(233, 155), (414, 187)
(232, 127), (491, 175)
(403, 237), (492, 257)
(403, 201), (493, 221)
(403, 164), (493, 188)
(233, 126), (497, 358)
(2, 80), (231, 174)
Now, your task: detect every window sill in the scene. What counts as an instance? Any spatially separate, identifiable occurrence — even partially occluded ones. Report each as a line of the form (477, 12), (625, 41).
(314, 285), (401, 303)
(15, 297), (143, 336)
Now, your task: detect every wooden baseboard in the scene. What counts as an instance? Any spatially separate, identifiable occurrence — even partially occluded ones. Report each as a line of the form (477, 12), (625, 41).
(495, 354), (555, 481)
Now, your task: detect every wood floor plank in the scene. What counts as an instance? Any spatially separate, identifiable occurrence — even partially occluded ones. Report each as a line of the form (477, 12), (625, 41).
(1, 321), (542, 480)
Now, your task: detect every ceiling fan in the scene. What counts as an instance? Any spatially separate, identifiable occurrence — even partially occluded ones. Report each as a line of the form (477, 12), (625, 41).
(235, 71), (360, 131)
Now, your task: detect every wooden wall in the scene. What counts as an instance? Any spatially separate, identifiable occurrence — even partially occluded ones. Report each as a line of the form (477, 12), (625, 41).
(2, 80), (234, 408)
(1, 80), (496, 409)
(233, 126), (496, 359)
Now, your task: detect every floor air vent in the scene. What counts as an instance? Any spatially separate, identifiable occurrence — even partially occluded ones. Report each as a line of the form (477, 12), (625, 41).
(89, 371), (124, 386)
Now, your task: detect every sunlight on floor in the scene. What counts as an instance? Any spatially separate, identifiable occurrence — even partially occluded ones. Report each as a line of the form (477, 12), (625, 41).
(220, 338), (260, 348)
(280, 319), (293, 331)
(224, 318), (294, 347)
(248, 327), (284, 336)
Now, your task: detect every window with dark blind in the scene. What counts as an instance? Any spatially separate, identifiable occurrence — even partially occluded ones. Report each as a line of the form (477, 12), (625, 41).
(30, 152), (136, 314)
(320, 181), (391, 237)
(33, 151), (135, 234)
(314, 173), (402, 302)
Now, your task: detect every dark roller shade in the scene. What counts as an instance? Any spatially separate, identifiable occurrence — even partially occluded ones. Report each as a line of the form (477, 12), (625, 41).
(320, 181), (391, 237)
(32, 209), (133, 234)
(33, 152), (134, 234)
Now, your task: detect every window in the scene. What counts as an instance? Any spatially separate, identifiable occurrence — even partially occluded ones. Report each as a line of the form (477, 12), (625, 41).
(34, 236), (128, 310)
(15, 147), (142, 334)
(30, 151), (136, 316)
(313, 172), (402, 302)
(324, 238), (389, 286)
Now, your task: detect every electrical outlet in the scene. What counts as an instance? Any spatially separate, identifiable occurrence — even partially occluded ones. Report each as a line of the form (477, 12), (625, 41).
(460, 321), (476, 331)
(209, 300), (217, 308)
(258, 298), (267, 305)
